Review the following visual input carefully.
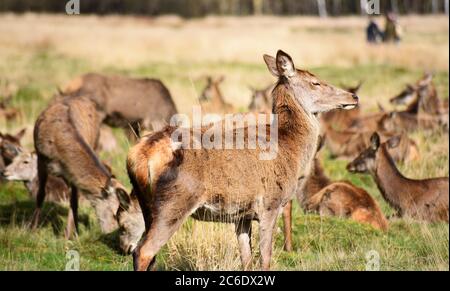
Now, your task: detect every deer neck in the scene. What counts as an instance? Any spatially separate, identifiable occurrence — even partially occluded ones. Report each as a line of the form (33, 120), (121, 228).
(372, 145), (409, 211)
(272, 84), (320, 179)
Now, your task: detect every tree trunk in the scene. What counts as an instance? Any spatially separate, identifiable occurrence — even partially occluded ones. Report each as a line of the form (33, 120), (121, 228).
(317, 0), (328, 17)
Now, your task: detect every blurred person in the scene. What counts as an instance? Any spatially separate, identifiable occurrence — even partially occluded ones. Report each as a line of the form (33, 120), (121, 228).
(366, 18), (383, 44)
(384, 12), (402, 44)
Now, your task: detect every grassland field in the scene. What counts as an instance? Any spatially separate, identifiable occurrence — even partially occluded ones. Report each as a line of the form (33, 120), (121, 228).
(0, 13), (448, 271)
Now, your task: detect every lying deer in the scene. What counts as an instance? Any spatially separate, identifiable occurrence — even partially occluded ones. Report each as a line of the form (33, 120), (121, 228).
(3, 151), (70, 203)
(377, 110), (447, 134)
(390, 73), (446, 115)
(62, 73), (178, 138)
(33, 94), (129, 239)
(324, 127), (420, 162)
(347, 132), (449, 223)
(281, 137), (388, 251)
(199, 76), (234, 114)
(120, 50), (358, 271)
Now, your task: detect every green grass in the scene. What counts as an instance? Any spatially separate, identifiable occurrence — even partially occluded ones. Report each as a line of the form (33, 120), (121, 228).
(0, 49), (448, 271)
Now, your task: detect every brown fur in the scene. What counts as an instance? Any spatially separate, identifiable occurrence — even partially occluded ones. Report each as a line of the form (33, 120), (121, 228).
(62, 73), (178, 137)
(348, 133), (449, 223)
(33, 94), (128, 238)
(324, 127), (420, 162)
(123, 50), (358, 271)
(378, 111), (446, 134)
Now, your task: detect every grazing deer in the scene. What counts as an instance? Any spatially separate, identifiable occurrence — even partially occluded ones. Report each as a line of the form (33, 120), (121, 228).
(320, 81), (363, 131)
(199, 76), (234, 114)
(62, 73), (178, 138)
(121, 50), (358, 271)
(3, 151), (70, 203)
(33, 95), (129, 239)
(248, 84), (274, 112)
(347, 133), (449, 223)
(324, 127), (420, 162)
(281, 137), (388, 251)
(0, 128), (26, 175)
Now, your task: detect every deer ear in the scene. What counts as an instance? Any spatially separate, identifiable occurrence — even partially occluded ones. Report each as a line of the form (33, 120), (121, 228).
(263, 54), (279, 77)
(116, 188), (130, 211)
(276, 50), (295, 78)
(15, 128), (26, 141)
(387, 136), (401, 149)
(370, 132), (381, 151)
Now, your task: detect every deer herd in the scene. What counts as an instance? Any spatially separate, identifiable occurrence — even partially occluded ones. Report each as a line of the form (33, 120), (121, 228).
(0, 50), (448, 271)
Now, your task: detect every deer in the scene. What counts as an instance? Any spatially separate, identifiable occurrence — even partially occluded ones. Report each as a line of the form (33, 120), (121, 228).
(0, 81), (20, 123)
(32, 94), (129, 239)
(199, 76), (234, 114)
(248, 84), (274, 113)
(347, 132), (449, 223)
(323, 126), (420, 162)
(390, 73), (447, 115)
(0, 128), (26, 176)
(61, 73), (178, 139)
(377, 110), (447, 134)
(2, 151), (70, 203)
(281, 137), (388, 251)
(119, 50), (359, 271)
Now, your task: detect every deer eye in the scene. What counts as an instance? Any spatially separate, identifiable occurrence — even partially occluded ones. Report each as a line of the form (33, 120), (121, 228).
(312, 82), (321, 86)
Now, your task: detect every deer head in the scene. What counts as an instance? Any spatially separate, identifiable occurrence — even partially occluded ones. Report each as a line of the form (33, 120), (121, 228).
(199, 76), (225, 102)
(3, 151), (36, 182)
(346, 132), (400, 174)
(263, 50), (359, 114)
(116, 190), (145, 254)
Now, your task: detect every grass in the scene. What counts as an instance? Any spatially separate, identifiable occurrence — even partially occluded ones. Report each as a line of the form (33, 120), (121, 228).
(0, 14), (448, 271)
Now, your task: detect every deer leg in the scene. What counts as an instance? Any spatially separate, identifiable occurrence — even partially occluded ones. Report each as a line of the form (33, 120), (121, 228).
(133, 201), (199, 271)
(65, 186), (79, 240)
(30, 155), (48, 230)
(282, 201), (293, 252)
(258, 209), (279, 271)
(235, 218), (253, 271)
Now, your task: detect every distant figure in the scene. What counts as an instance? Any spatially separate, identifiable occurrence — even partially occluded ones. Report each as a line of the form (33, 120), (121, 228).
(383, 12), (402, 43)
(366, 18), (383, 44)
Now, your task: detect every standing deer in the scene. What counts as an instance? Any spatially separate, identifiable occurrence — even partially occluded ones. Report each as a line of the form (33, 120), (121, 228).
(33, 95), (129, 239)
(199, 76), (234, 114)
(62, 73), (178, 138)
(347, 133), (449, 223)
(120, 50), (358, 271)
